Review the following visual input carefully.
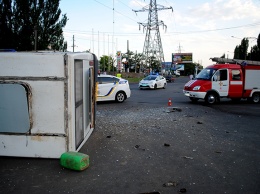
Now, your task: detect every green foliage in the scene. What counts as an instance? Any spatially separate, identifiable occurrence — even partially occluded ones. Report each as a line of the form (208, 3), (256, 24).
(99, 55), (115, 72)
(122, 51), (145, 73)
(184, 63), (195, 75)
(0, 0), (67, 51)
(0, 0), (14, 49)
(233, 34), (260, 61)
(251, 33), (260, 61)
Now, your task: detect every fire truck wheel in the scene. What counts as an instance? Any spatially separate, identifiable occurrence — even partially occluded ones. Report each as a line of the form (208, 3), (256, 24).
(251, 92), (260, 103)
(205, 92), (219, 104)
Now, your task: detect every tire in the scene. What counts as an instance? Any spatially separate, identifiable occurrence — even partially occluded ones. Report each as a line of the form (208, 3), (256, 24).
(154, 84), (157, 90)
(205, 92), (218, 104)
(115, 92), (126, 103)
(250, 92), (260, 103)
(189, 97), (199, 103)
(163, 83), (166, 89)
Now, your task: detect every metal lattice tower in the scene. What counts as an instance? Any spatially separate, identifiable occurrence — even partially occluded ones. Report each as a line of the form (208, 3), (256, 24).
(133, 0), (173, 70)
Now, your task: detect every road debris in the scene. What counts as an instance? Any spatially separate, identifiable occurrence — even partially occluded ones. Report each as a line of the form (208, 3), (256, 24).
(163, 181), (178, 187)
(182, 156), (194, 160)
(166, 107), (182, 113)
(179, 188), (187, 193)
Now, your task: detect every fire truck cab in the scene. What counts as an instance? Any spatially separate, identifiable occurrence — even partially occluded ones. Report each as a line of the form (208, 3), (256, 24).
(183, 57), (260, 104)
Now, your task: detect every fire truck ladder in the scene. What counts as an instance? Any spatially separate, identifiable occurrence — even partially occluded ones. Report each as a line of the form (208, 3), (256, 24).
(210, 57), (260, 66)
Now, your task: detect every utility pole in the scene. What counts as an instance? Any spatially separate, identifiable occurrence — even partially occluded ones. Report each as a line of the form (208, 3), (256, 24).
(72, 35), (75, 52)
(127, 40), (129, 73)
(133, 0), (173, 72)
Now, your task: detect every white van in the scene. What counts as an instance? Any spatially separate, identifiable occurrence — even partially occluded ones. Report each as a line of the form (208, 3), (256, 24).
(0, 51), (98, 158)
(97, 74), (131, 103)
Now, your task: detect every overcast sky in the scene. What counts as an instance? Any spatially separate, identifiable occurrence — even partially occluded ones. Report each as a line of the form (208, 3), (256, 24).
(60, 0), (260, 67)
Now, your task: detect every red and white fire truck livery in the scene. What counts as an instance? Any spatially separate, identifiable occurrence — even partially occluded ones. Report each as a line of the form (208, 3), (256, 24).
(183, 57), (260, 104)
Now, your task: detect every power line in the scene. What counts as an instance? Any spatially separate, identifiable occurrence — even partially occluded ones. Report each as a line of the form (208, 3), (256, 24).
(63, 21), (260, 37)
(166, 21), (260, 35)
(93, 0), (139, 23)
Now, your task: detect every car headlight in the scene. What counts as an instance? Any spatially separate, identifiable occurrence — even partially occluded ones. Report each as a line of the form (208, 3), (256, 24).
(193, 86), (201, 91)
(119, 80), (127, 84)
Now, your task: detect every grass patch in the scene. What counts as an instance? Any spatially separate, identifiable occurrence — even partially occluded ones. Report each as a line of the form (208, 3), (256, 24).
(124, 77), (143, 83)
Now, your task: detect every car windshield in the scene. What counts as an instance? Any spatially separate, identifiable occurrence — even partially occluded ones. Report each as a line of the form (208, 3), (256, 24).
(143, 76), (157, 80)
(196, 68), (216, 80)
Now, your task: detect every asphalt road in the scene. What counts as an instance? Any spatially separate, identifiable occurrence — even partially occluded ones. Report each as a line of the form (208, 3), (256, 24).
(0, 76), (259, 194)
(127, 76), (260, 117)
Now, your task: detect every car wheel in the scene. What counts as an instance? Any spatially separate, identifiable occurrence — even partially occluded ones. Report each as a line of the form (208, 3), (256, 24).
(250, 92), (260, 103)
(205, 92), (219, 104)
(163, 83), (166, 89)
(154, 84), (157, 89)
(115, 92), (126, 103)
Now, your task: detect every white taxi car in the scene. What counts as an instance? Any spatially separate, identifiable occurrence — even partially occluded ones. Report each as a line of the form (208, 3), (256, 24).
(97, 74), (131, 103)
(139, 74), (167, 89)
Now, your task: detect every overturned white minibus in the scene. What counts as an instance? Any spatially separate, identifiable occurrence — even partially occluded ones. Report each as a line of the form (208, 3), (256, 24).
(0, 51), (98, 158)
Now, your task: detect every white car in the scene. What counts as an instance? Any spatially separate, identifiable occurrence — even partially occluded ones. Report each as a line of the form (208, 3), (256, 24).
(97, 75), (131, 103)
(139, 74), (167, 89)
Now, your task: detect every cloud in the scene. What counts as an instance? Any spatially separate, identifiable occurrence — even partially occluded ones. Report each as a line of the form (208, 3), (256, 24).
(189, 0), (260, 22)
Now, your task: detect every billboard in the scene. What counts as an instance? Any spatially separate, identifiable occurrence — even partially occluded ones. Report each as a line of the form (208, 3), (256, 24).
(116, 51), (122, 70)
(161, 62), (171, 69)
(161, 62), (184, 71)
(172, 53), (192, 63)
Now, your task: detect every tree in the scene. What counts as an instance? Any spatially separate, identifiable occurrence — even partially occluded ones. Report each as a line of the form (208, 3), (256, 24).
(240, 38), (249, 60)
(0, 0), (14, 49)
(232, 34), (260, 61)
(0, 0), (67, 51)
(131, 52), (145, 73)
(249, 33), (260, 61)
(184, 63), (196, 76)
(234, 45), (240, 59)
(233, 38), (249, 60)
(122, 51), (145, 73)
(149, 56), (160, 72)
(122, 50), (134, 72)
(99, 55), (115, 72)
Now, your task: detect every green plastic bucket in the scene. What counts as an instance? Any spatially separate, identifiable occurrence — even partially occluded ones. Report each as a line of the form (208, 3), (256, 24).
(60, 151), (89, 171)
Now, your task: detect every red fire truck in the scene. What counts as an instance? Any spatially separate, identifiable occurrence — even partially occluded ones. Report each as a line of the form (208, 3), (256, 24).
(183, 57), (260, 104)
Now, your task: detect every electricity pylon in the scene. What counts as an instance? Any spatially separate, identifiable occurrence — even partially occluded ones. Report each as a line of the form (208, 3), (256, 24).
(133, 0), (173, 71)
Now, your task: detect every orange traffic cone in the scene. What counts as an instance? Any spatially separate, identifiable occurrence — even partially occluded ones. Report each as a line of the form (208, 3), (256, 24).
(168, 98), (172, 106)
